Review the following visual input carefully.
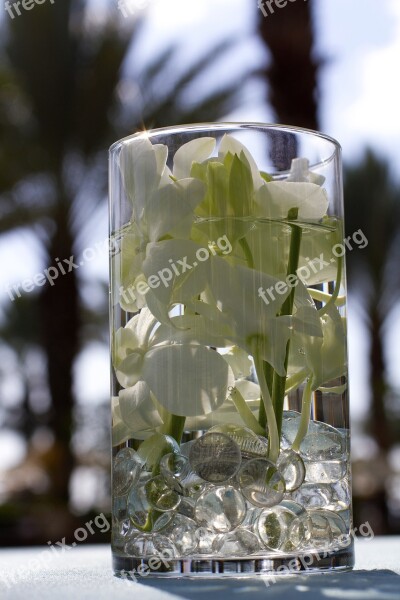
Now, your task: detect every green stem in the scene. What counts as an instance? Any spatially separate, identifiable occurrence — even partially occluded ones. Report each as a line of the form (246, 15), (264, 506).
(229, 387), (265, 436)
(239, 237), (254, 268)
(318, 256), (343, 316)
(308, 288), (345, 307)
(272, 221), (303, 436)
(292, 378), (313, 452)
(163, 414), (186, 445)
(259, 361), (274, 428)
(285, 368), (308, 395)
(253, 344), (279, 463)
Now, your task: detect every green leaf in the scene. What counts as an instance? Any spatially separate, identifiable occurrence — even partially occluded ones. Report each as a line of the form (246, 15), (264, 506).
(228, 153), (253, 216)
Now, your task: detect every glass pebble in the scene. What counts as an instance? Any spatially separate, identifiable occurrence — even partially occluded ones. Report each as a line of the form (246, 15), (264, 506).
(145, 475), (181, 512)
(256, 500), (306, 551)
(238, 458), (285, 508)
(189, 433), (241, 483)
(154, 513), (198, 556)
(277, 449), (305, 491)
(113, 495), (128, 523)
(305, 460), (347, 483)
(160, 453), (190, 492)
(113, 451), (144, 496)
(114, 447), (136, 463)
(127, 484), (152, 529)
(209, 424), (268, 459)
(298, 508), (348, 551)
(194, 527), (217, 555)
(299, 432), (346, 461)
(178, 496), (196, 519)
(195, 485), (246, 533)
(125, 533), (177, 559)
(292, 481), (350, 512)
(213, 528), (260, 556)
(242, 506), (262, 530)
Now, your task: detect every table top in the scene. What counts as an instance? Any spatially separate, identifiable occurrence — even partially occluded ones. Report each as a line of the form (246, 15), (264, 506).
(0, 538), (399, 600)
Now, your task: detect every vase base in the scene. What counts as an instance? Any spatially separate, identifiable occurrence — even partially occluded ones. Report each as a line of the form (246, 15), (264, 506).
(112, 543), (354, 579)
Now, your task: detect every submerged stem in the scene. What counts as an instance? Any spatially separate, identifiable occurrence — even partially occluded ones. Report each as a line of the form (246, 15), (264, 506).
(272, 221), (303, 436)
(292, 378), (313, 452)
(253, 345), (280, 463)
(239, 236), (254, 268)
(229, 386), (265, 435)
(162, 414), (186, 445)
(318, 256), (343, 316)
(259, 361), (274, 428)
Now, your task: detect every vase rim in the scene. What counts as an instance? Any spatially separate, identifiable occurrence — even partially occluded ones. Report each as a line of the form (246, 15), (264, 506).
(109, 122), (341, 160)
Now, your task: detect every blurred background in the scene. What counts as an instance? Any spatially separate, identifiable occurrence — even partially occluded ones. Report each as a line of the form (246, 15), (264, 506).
(0, 0), (399, 547)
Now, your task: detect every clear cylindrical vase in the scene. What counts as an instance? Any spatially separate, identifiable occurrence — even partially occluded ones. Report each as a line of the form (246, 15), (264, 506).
(109, 124), (353, 577)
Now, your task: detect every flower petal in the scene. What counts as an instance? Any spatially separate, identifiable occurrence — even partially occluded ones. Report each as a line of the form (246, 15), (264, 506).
(255, 181), (329, 220)
(143, 344), (234, 416)
(219, 134), (264, 189)
(173, 137), (216, 179)
(115, 351), (144, 388)
(119, 381), (164, 431)
(119, 137), (161, 220)
(145, 178), (205, 242)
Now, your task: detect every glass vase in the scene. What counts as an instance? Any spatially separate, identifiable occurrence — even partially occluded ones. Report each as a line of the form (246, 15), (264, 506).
(109, 124), (353, 577)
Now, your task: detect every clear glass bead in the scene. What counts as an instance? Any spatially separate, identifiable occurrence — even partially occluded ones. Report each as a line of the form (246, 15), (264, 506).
(145, 475), (181, 512)
(238, 458), (285, 508)
(277, 449), (305, 491)
(125, 533), (177, 559)
(213, 528), (260, 556)
(195, 485), (246, 533)
(189, 432), (241, 483)
(209, 424), (268, 459)
(256, 500), (307, 551)
(113, 451), (144, 496)
(154, 513), (198, 556)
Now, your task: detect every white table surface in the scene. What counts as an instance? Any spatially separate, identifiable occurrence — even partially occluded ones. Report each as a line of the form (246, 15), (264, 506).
(0, 538), (399, 600)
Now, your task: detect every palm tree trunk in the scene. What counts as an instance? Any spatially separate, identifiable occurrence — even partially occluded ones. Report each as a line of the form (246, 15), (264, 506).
(39, 199), (79, 503)
(257, 0), (321, 130)
(369, 306), (391, 452)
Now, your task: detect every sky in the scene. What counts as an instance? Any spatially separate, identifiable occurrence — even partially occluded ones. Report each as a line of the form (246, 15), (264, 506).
(1, 0), (400, 467)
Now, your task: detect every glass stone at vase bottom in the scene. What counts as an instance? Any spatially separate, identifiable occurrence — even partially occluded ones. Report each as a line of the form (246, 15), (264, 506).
(154, 513), (199, 556)
(212, 528), (261, 556)
(294, 509), (348, 551)
(256, 500), (307, 552)
(189, 433), (242, 483)
(277, 449), (305, 491)
(238, 459), (286, 507)
(209, 424), (269, 459)
(194, 486), (246, 532)
(125, 533), (178, 558)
